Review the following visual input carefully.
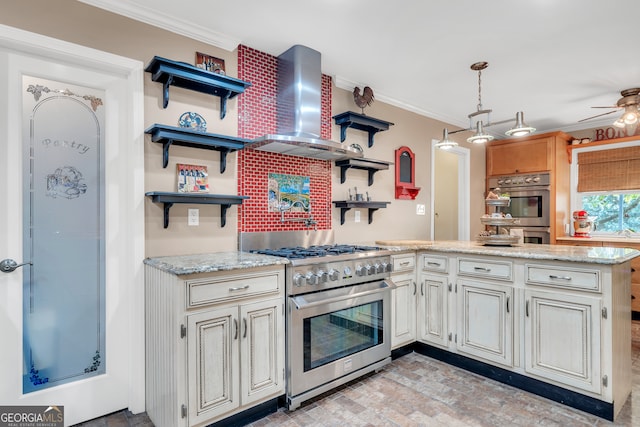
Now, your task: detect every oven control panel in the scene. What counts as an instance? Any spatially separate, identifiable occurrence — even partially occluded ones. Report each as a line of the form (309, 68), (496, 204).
(489, 173), (550, 189)
(287, 256), (392, 295)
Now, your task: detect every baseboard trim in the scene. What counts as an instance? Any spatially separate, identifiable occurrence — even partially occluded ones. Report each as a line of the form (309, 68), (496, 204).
(413, 342), (614, 421)
(210, 397), (279, 427)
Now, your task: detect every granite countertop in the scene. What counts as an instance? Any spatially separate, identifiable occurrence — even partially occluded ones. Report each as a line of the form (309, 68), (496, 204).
(144, 251), (289, 275)
(556, 236), (640, 244)
(375, 240), (640, 265)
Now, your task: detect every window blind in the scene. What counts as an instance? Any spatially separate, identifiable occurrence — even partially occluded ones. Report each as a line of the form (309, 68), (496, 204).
(577, 145), (640, 192)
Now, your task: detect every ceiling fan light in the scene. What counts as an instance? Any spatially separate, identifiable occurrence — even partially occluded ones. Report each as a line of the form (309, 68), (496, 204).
(625, 120), (638, 135)
(613, 117), (625, 128)
(623, 106), (639, 124)
(505, 111), (536, 137)
(467, 121), (494, 144)
(435, 128), (458, 150)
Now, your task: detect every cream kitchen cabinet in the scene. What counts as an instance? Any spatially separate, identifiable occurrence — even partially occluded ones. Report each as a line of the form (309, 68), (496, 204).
(187, 297), (283, 426)
(456, 278), (514, 367)
(455, 257), (514, 368)
(524, 288), (601, 394)
(144, 263), (285, 427)
(390, 253), (417, 349)
(417, 253), (449, 348)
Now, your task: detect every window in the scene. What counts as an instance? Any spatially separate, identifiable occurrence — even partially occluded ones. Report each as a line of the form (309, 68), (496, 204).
(580, 193), (640, 233)
(573, 141), (640, 235)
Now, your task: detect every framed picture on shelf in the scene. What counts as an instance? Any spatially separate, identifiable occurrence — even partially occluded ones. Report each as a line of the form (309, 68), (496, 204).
(195, 52), (225, 75)
(177, 163), (209, 193)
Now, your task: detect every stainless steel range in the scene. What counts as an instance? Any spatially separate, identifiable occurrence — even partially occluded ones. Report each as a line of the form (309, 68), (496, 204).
(241, 231), (395, 410)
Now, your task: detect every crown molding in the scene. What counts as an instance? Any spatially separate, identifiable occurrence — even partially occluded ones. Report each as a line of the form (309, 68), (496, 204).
(333, 75), (468, 129)
(78, 0), (241, 51)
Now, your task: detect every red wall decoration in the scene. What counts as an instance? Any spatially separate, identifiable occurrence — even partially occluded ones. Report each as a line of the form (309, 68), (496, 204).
(237, 45), (333, 232)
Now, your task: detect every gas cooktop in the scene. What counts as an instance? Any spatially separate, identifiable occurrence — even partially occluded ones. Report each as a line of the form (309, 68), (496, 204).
(251, 244), (383, 260)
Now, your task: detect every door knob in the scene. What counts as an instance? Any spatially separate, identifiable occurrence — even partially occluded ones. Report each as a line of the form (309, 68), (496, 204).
(0, 259), (31, 273)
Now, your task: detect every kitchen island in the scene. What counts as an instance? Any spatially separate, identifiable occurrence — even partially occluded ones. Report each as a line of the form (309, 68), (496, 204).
(376, 240), (639, 421)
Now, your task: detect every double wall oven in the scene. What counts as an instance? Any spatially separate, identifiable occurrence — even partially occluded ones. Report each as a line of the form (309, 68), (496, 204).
(488, 172), (551, 244)
(244, 232), (395, 410)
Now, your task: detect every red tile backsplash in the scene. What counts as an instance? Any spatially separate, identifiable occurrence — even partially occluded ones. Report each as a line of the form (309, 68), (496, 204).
(237, 45), (333, 232)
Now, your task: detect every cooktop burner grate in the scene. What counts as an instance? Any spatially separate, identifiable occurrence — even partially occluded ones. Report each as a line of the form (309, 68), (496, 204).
(251, 244), (382, 260)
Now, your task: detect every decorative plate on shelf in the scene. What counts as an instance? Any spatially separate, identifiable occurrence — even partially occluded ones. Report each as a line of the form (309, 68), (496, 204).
(349, 143), (364, 153)
(178, 112), (207, 132)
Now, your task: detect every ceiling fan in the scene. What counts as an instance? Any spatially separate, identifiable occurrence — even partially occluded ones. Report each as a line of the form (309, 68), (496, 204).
(579, 88), (640, 135)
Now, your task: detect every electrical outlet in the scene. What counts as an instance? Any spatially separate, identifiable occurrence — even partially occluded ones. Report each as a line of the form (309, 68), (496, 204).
(416, 204), (426, 215)
(355, 211), (361, 223)
(188, 209), (199, 226)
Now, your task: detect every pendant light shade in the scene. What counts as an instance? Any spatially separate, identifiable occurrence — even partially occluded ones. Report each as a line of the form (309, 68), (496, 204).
(505, 111), (536, 137)
(435, 128), (458, 150)
(467, 121), (494, 144)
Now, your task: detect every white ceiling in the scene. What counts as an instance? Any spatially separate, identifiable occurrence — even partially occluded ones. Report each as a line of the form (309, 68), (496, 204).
(82, 0), (640, 138)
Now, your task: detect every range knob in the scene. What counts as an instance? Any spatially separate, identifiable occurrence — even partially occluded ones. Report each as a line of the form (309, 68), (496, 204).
(356, 264), (372, 276)
(306, 272), (319, 285)
(497, 179), (504, 185)
(374, 263), (384, 274)
(381, 262), (392, 273)
(525, 177), (532, 183)
(532, 176), (540, 183)
(316, 269), (328, 283)
(504, 178), (512, 184)
(328, 268), (340, 281)
(293, 273), (305, 287)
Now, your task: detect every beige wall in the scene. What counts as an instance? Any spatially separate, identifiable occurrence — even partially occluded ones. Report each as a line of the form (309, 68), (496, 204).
(1, 0), (486, 256)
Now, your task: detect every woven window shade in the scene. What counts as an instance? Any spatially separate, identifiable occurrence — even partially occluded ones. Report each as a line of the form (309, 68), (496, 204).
(577, 146), (640, 192)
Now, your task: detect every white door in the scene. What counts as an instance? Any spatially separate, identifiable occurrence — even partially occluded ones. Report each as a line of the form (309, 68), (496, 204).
(0, 26), (145, 426)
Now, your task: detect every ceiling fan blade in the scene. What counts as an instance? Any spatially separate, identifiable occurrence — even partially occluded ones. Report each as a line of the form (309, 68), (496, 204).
(578, 110), (619, 122)
(590, 106), (620, 109)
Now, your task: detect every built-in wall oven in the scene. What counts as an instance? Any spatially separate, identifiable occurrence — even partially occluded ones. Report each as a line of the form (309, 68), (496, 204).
(247, 238), (395, 411)
(488, 173), (551, 244)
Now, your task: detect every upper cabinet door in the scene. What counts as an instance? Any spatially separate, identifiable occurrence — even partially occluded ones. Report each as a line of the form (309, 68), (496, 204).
(486, 136), (553, 176)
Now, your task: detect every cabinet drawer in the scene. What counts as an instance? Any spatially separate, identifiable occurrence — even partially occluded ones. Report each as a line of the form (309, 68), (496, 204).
(187, 270), (281, 308)
(393, 254), (416, 272)
(525, 264), (600, 292)
(457, 257), (512, 281)
(420, 254), (447, 274)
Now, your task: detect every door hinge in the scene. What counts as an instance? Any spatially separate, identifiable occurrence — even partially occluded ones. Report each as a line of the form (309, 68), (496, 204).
(180, 324), (186, 339)
(602, 307), (608, 319)
(181, 404), (187, 418)
(448, 283), (452, 292)
(448, 332), (452, 341)
(602, 375), (608, 387)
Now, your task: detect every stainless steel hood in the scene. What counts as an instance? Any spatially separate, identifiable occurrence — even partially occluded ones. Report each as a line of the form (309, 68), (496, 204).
(248, 45), (363, 161)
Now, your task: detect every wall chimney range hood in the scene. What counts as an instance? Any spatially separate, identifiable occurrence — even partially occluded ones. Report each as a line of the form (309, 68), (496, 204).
(249, 45), (363, 161)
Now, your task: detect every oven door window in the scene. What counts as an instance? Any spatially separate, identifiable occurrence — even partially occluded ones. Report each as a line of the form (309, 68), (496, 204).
(303, 300), (383, 371)
(504, 196), (542, 218)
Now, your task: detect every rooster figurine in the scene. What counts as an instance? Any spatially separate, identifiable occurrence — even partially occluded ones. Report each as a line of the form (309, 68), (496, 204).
(353, 86), (374, 114)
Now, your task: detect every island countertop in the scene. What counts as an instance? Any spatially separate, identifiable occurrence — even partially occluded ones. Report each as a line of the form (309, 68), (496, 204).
(375, 240), (640, 265)
(144, 251), (289, 275)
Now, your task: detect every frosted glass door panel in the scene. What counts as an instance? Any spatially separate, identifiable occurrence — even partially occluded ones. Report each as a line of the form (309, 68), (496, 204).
(22, 77), (105, 393)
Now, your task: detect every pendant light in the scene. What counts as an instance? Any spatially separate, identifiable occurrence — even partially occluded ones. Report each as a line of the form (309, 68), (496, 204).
(444, 62), (535, 144)
(434, 128), (458, 149)
(505, 111), (536, 137)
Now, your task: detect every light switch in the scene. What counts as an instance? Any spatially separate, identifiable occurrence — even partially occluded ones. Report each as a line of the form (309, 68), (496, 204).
(416, 204), (426, 215)
(188, 209), (199, 226)
(355, 211), (361, 223)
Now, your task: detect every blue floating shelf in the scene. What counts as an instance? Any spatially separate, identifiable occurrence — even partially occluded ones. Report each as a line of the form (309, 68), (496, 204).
(145, 124), (251, 172)
(144, 56), (252, 119)
(146, 191), (248, 229)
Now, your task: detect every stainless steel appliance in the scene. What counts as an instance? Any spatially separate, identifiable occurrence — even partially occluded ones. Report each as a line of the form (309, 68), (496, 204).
(243, 232), (395, 410)
(488, 173), (551, 244)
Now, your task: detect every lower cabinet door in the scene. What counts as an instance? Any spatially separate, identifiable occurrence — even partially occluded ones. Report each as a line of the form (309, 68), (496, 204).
(524, 289), (601, 394)
(391, 272), (417, 349)
(456, 279), (513, 367)
(240, 298), (284, 406)
(418, 273), (449, 348)
(187, 306), (240, 426)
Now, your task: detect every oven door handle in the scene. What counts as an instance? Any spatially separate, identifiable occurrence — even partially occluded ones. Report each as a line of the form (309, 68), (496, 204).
(290, 279), (396, 310)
